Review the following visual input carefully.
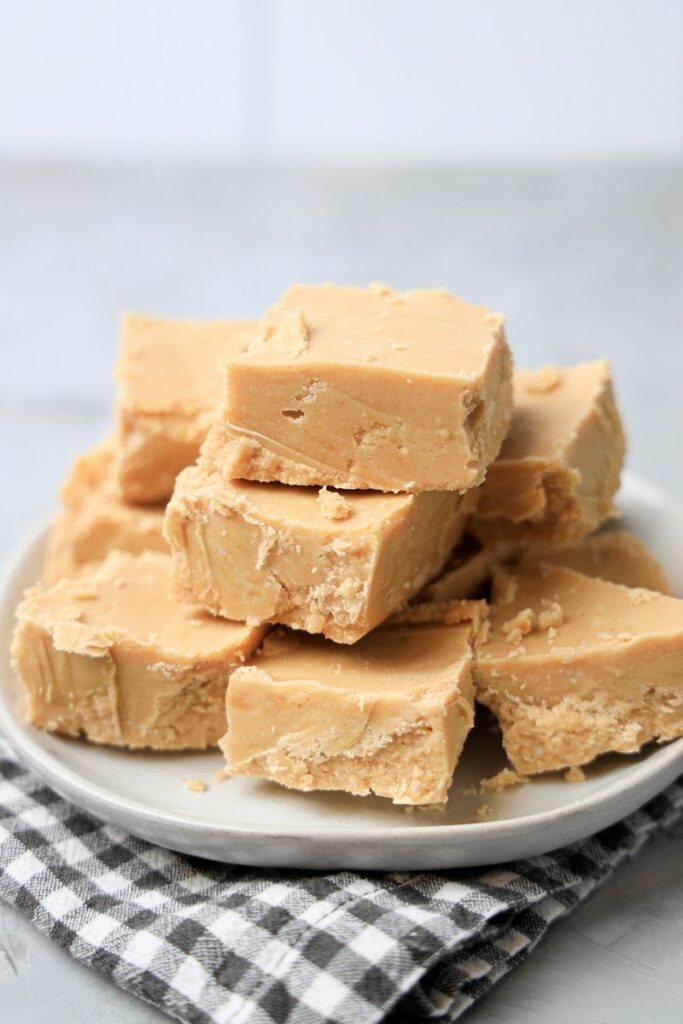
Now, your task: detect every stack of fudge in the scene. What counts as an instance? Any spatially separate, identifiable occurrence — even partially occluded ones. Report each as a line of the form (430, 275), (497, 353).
(12, 285), (683, 806)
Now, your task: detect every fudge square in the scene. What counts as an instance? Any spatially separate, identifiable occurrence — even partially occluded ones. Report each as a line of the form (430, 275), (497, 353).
(206, 283), (513, 493)
(475, 561), (683, 775)
(115, 313), (254, 504)
(220, 601), (486, 805)
(13, 551), (266, 750)
(164, 455), (474, 644)
(469, 362), (625, 545)
(44, 438), (166, 584)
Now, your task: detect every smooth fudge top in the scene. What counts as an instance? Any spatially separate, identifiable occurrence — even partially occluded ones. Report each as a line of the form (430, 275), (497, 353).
(242, 283), (506, 375)
(236, 600), (485, 696)
(483, 561), (683, 662)
(116, 313), (254, 416)
(19, 551), (265, 662)
(497, 361), (617, 463)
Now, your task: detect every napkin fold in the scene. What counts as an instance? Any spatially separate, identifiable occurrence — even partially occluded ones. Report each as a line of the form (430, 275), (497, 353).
(1, 738), (681, 1024)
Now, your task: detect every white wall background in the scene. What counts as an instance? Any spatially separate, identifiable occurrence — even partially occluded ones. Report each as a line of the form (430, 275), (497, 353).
(0, 0), (681, 163)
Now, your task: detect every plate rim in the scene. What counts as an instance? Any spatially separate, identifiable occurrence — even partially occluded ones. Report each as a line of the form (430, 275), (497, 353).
(2, 472), (683, 847)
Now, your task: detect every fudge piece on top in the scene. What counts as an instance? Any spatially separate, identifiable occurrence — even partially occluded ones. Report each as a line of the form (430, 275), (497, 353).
(470, 362), (625, 544)
(207, 283), (513, 493)
(115, 313), (253, 503)
(44, 438), (166, 584)
(221, 601), (486, 805)
(475, 561), (683, 774)
(164, 457), (474, 644)
(13, 551), (266, 750)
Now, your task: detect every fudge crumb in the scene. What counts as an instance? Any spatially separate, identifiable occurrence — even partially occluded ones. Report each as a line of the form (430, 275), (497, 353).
(183, 779), (208, 793)
(564, 766), (586, 783)
(502, 608), (535, 644)
(463, 786), (479, 797)
(476, 804), (493, 818)
(318, 487), (352, 520)
(480, 768), (530, 792)
(538, 599), (564, 630)
(524, 366), (562, 394)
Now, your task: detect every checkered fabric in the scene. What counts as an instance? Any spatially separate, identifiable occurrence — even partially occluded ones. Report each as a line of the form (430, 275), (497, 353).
(1, 739), (681, 1024)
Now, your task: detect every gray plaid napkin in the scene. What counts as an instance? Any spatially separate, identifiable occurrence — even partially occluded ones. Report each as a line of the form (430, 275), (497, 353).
(1, 736), (681, 1024)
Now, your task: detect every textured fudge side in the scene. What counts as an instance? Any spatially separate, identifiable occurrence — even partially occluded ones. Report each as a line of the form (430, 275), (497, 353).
(44, 438), (166, 583)
(13, 551), (266, 749)
(164, 458), (473, 643)
(115, 313), (254, 503)
(470, 362), (625, 544)
(209, 283), (513, 493)
(220, 601), (486, 805)
(519, 529), (672, 594)
(475, 562), (683, 774)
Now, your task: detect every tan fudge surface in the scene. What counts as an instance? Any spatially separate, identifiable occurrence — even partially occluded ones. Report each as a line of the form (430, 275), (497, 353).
(519, 529), (672, 595)
(209, 283), (513, 493)
(221, 601), (486, 805)
(116, 314), (254, 503)
(164, 457), (473, 643)
(470, 362), (625, 544)
(44, 438), (166, 584)
(475, 562), (683, 774)
(13, 551), (266, 750)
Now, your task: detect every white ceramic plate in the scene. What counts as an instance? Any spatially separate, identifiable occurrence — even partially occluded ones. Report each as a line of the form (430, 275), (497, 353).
(2, 472), (683, 871)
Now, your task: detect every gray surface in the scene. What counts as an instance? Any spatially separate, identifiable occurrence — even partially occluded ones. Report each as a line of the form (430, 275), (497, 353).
(1, 162), (682, 1022)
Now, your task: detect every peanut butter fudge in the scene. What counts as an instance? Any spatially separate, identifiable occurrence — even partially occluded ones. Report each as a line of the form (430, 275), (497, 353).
(116, 313), (254, 503)
(165, 456), (474, 643)
(470, 362), (625, 544)
(220, 601), (486, 804)
(13, 551), (266, 749)
(519, 529), (672, 594)
(44, 439), (166, 584)
(206, 283), (513, 493)
(475, 562), (683, 774)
